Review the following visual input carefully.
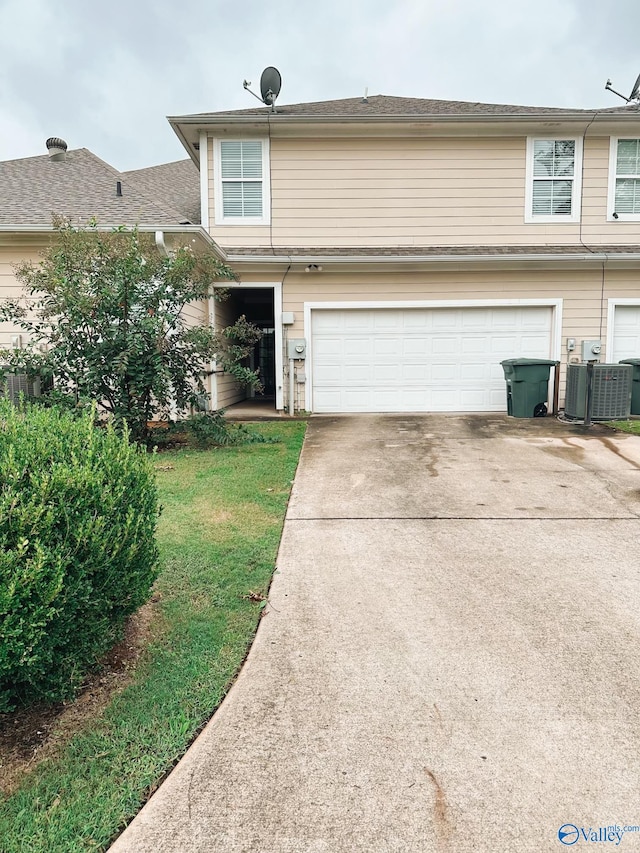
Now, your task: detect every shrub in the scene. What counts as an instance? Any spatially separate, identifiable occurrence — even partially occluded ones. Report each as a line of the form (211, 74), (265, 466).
(183, 411), (276, 448)
(0, 401), (159, 712)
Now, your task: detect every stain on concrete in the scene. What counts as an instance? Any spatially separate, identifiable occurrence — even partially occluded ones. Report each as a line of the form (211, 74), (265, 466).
(424, 767), (452, 848)
(597, 436), (640, 469)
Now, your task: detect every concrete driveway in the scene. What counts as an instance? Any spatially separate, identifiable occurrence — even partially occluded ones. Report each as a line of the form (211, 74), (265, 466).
(111, 414), (640, 853)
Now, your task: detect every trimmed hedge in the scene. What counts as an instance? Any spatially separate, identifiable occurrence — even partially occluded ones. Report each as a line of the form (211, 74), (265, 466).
(0, 402), (159, 712)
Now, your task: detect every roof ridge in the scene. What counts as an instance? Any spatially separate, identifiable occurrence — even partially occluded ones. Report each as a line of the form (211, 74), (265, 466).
(172, 93), (638, 120)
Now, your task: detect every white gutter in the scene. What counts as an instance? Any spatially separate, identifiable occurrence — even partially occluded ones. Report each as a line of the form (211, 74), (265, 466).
(170, 111), (640, 129)
(0, 223), (230, 262)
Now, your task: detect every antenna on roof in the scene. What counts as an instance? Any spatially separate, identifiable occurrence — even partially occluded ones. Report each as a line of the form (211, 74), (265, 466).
(243, 67), (282, 112)
(605, 72), (640, 103)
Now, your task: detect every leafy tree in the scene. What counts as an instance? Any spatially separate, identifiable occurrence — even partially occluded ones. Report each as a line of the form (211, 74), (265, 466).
(0, 220), (262, 444)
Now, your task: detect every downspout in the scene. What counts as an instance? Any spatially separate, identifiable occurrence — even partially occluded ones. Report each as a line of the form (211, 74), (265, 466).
(208, 291), (218, 411)
(155, 230), (169, 257)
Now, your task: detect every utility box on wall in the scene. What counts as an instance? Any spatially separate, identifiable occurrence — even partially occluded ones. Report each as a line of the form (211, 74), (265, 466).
(287, 339), (307, 359)
(581, 340), (602, 361)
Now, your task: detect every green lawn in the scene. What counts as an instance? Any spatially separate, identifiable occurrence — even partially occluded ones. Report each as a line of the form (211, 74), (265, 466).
(0, 421), (306, 852)
(605, 418), (640, 436)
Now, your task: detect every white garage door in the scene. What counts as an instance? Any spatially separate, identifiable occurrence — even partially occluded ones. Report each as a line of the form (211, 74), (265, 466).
(311, 306), (553, 413)
(611, 305), (640, 361)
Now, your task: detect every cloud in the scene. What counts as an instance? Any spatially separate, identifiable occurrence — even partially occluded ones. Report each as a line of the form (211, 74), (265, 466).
(1, 0), (639, 169)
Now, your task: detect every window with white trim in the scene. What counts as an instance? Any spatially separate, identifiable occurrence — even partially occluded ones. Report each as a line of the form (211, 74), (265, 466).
(609, 138), (640, 219)
(214, 138), (270, 225)
(525, 137), (582, 223)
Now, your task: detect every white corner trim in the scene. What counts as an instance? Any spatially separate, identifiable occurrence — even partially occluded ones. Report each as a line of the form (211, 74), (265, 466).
(212, 137), (271, 227)
(215, 281), (283, 410)
(524, 135), (583, 224)
(208, 293), (218, 409)
(303, 297), (563, 412)
(199, 133), (209, 231)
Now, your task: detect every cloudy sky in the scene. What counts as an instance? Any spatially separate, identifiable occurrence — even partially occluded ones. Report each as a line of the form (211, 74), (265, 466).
(1, 0), (638, 171)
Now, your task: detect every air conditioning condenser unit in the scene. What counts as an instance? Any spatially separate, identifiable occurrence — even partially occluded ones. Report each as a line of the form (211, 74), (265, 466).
(564, 363), (632, 420)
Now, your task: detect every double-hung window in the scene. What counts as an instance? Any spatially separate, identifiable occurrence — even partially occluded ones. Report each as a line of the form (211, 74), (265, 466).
(214, 139), (270, 225)
(525, 137), (582, 223)
(609, 138), (640, 220)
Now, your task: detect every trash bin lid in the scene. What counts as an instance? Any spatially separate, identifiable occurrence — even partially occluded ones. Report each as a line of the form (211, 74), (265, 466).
(619, 358), (640, 365)
(500, 358), (560, 366)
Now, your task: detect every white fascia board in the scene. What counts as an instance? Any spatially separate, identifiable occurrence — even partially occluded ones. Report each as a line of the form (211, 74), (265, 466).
(0, 224), (229, 261)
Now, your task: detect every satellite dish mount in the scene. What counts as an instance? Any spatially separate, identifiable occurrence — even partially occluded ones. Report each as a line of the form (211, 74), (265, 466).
(605, 72), (640, 104)
(242, 66), (282, 112)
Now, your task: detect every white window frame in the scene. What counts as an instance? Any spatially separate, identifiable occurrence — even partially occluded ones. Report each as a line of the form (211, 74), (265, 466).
(607, 137), (640, 221)
(213, 138), (270, 226)
(525, 136), (583, 224)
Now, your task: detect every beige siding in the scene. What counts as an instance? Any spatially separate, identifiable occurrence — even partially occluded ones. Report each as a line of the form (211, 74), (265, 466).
(213, 292), (245, 409)
(277, 267), (640, 406)
(207, 134), (640, 250)
(0, 246), (44, 349)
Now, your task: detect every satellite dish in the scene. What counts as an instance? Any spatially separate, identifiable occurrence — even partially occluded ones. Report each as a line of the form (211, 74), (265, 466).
(260, 67), (282, 107)
(605, 72), (640, 103)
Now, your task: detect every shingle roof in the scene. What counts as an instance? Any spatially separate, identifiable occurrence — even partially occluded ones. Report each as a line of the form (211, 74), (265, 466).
(226, 245), (640, 258)
(175, 94), (639, 121)
(124, 159), (200, 225)
(0, 148), (199, 227)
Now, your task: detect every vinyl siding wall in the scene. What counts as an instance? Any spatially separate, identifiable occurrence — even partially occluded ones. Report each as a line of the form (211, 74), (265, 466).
(212, 291), (246, 409)
(234, 265), (640, 407)
(0, 246), (43, 349)
(208, 135), (640, 249)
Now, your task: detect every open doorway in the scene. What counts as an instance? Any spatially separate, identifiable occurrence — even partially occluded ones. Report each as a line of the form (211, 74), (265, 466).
(213, 284), (281, 411)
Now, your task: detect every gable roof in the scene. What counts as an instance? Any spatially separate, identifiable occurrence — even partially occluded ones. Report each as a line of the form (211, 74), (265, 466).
(0, 148), (200, 227)
(124, 159), (200, 225)
(174, 93), (639, 121)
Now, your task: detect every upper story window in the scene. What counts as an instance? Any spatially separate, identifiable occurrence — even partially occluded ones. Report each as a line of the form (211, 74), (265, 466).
(213, 138), (270, 225)
(608, 138), (640, 220)
(525, 137), (582, 223)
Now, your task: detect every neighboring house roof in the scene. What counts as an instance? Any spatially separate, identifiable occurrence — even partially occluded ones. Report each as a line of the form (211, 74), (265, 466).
(0, 148), (199, 227)
(124, 159), (200, 225)
(173, 93), (639, 121)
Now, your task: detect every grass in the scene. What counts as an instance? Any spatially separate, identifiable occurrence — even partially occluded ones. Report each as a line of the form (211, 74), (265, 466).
(605, 418), (640, 436)
(0, 420), (306, 852)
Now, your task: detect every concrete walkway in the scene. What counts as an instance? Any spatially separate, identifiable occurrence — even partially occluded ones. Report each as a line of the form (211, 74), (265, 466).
(111, 415), (640, 852)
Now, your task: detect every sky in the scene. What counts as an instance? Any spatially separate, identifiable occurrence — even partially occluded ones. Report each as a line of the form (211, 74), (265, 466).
(1, 0), (639, 172)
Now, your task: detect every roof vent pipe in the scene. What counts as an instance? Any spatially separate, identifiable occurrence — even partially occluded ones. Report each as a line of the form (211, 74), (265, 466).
(46, 137), (68, 161)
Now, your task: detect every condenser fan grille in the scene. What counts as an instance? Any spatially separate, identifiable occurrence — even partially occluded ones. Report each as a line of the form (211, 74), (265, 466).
(565, 364), (632, 420)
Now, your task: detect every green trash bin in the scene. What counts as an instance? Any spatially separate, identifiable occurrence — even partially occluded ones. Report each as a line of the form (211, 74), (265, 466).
(619, 359), (640, 414)
(500, 358), (559, 418)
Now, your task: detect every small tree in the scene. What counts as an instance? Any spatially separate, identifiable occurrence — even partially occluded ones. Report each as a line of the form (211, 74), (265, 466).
(0, 221), (262, 444)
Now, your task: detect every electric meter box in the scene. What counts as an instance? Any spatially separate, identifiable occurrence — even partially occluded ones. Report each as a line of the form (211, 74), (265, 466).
(582, 340), (602, 361)
(287, 339), (307, 359)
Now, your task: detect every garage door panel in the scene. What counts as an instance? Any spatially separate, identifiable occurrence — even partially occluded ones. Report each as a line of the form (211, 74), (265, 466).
(403, 338), (429, 356)
(432, 336), (458, 354)
(311, 306), (553, 413)
(612, 306), (640, 361)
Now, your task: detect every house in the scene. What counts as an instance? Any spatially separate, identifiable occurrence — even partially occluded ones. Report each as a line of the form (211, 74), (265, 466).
(167, 93), (640, 414)
(3, 93), (640, 416)
(0, 140), (209, 359)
